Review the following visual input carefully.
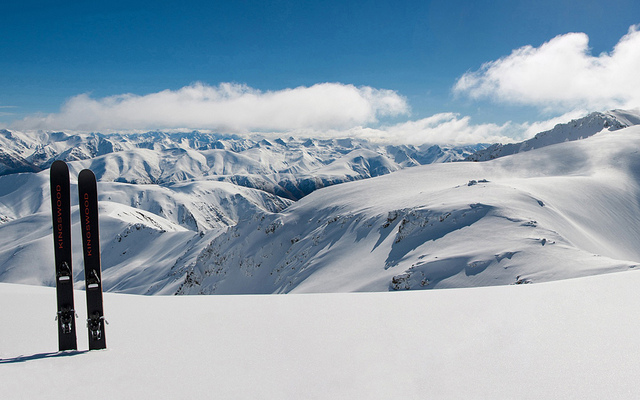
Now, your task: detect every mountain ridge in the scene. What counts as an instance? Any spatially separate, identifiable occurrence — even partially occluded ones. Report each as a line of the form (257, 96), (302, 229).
(0, 130), (486, 199)
(466, 109), (640, 161)
(1, 110), (640, 294)
(174, 124), (640, 294)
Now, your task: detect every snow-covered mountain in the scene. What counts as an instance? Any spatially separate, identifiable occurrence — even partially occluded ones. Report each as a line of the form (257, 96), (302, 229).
(0, 171), (293, 293)
(465, 109), (640, 161)
(175, 124), (640, 294)
(0, 130), (484, 200)
(2, 111), (640, 295)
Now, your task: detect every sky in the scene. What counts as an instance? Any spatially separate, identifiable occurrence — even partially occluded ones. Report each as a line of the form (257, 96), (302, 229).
(1, 0), (639, 144)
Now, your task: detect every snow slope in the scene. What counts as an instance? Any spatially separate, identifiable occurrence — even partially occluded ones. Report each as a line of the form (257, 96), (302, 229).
(177, 125), (640, 294)
(0, 172), (291, 293)
(466, 109), (640, 161)
(2, 123), (640, 295)
(3, 270), (640, 399)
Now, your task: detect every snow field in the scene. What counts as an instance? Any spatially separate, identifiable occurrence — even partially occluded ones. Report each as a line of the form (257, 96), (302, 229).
(3, 270), (640, 399)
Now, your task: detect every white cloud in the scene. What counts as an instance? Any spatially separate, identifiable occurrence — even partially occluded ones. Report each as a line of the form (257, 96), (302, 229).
(289, 110), (597, 146)
(8, 80), (560, 145)
(370, 113), (519, 145)
(454, 24), (640, 112)
(282, 113), (528, 146)
(12, 82), (409, 133)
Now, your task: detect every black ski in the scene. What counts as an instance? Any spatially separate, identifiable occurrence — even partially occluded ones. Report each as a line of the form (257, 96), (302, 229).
(78, 169), (107, 350)
(50, 160), (78, 351)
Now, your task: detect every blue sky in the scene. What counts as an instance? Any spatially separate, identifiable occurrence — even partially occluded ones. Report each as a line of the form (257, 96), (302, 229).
(1, 0), (639, 143)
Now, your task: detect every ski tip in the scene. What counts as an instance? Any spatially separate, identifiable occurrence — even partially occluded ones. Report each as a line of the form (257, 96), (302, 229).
(78, 168), (97, 182)
(50, 160), (68, 172)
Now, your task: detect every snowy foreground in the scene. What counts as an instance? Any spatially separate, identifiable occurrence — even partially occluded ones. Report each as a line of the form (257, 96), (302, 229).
(3, 271), (640, 399)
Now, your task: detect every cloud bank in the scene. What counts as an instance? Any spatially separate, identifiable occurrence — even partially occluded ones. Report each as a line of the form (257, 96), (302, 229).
(11, 26), (639, 146)
(10, 81), (530, 145)
(13, 82), (409, 133)
(9, 81), (576, 145)
(454, 24), (640, 112)
(332, 113), (521, 145)
(307, 111), (585, 146)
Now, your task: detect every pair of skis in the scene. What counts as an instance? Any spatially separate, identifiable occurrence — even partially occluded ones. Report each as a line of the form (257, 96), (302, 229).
(50, 160), (106, 351)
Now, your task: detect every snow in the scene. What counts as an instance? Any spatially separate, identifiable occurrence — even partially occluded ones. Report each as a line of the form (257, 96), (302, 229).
(2, 114), (640, 294)
(0, 173), (292, 292)
(3, 270), (640, 399)
(466, 110), (639, 161)
(175, 125), (640, 294)
(0, 130), (483, 200)
(3, 110), (640, 397)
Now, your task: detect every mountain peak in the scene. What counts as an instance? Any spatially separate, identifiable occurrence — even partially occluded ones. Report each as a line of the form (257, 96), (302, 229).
(466, 109), (640, 162)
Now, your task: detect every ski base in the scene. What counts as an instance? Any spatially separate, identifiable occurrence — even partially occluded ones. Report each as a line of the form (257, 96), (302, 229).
(50, 160), (78, 351)
(78, 168), (107, 350)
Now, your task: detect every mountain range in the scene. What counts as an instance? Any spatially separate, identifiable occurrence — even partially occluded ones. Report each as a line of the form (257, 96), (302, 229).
(1, 109), (639, 294)
(0, 129), (484, 200)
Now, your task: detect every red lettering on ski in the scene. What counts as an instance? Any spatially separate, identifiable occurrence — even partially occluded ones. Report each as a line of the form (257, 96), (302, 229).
(55, 184), (65, 249)
(83, 193), (92, 256)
